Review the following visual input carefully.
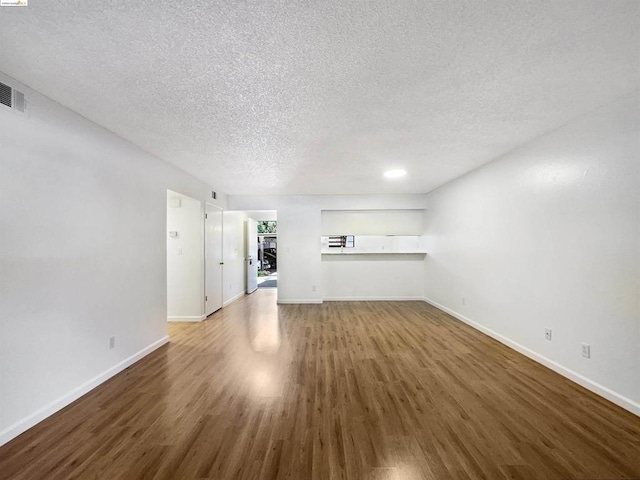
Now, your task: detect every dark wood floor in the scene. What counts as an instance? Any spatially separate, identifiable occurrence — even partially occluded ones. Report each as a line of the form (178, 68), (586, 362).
(1, 289), (639, 480)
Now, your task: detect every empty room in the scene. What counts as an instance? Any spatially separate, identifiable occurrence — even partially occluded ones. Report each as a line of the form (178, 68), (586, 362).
(0, 1), (638, 479)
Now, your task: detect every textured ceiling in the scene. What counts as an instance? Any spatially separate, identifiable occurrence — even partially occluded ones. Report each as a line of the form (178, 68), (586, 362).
(0, 1), (638, 195)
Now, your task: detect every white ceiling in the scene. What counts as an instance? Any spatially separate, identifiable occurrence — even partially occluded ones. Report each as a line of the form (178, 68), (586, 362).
(0, 1), (637, 195)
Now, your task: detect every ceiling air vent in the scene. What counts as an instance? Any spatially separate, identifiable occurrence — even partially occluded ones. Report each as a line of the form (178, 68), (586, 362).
(0, 82), (11, 108)
(0, 81), (27, 116)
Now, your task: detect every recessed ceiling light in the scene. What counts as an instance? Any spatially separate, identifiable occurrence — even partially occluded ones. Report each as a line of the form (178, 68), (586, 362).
(384, 169), (407, 179)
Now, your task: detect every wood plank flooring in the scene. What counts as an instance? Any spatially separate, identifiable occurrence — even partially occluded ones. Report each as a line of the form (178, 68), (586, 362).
(1, 288), (639, 479)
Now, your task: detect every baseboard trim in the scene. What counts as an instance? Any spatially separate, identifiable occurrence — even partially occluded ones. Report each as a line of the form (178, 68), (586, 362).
(277, 299), (323, 304)
(422, 297), (640, 417)
(167, 315), (206, 322)
(223, 291), (245, 307)
(0, 335), (170, 447)
(323, 296), (425, 302)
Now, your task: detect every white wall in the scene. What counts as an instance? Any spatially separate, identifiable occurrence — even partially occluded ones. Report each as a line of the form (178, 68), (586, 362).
(321, 210), (424, 235)
(167, 191), (204, 320)
(322, 254), (425, 300)
(423, 92), (640, 414)
(228, 195), (428, 303)
(222, 210), (248, 305)
(0, 71), (226, 446)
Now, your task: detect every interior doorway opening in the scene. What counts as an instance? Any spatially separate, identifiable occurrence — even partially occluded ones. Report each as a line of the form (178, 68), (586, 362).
(243, 211), (277, 295)
(166, 190), (207, 322)
(257, 221), (277, 289)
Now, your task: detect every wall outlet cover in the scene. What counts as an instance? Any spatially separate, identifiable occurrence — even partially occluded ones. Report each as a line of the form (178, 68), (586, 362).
(581, 343), (591, 358)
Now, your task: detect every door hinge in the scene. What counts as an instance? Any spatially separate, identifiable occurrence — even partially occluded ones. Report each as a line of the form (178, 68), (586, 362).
(205, 213), (208, 219)
(205, 295), (208, 301)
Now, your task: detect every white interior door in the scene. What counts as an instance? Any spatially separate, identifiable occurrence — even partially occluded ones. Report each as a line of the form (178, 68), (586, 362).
(205, 204), (223, 315)
(246, 219), (258, 294)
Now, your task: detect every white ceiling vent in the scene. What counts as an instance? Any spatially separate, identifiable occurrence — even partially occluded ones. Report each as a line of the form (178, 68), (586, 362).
(0, 81), (27, 116)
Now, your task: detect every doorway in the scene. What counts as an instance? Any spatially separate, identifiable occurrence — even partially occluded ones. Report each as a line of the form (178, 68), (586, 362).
(166, 191), (223, 322)
(243, 211), (277, 295)
(166, 190), (205, 322)
(257, 221), (277, 289)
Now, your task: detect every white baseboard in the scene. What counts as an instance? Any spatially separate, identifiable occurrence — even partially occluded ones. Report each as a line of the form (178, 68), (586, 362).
(323, 296), (424, 302)
(223, 291), (245, 307)
(422, 297), (640, 417)
(0, 335), (170, 447)
(167, 315), (205, 322)
(277, 299), (323, 304)
(277, 297), (424, 304)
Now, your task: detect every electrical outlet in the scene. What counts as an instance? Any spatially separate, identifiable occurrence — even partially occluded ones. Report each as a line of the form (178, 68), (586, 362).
(545, 328), (552, 341)
(462, 297), (466, 306)
(311, 285), (317, 292)
(581, 343), (590, 358)
(109, 336), (115, 349)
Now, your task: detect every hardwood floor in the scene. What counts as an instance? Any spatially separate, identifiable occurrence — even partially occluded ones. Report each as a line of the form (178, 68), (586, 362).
(1, 289), (639, 479)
